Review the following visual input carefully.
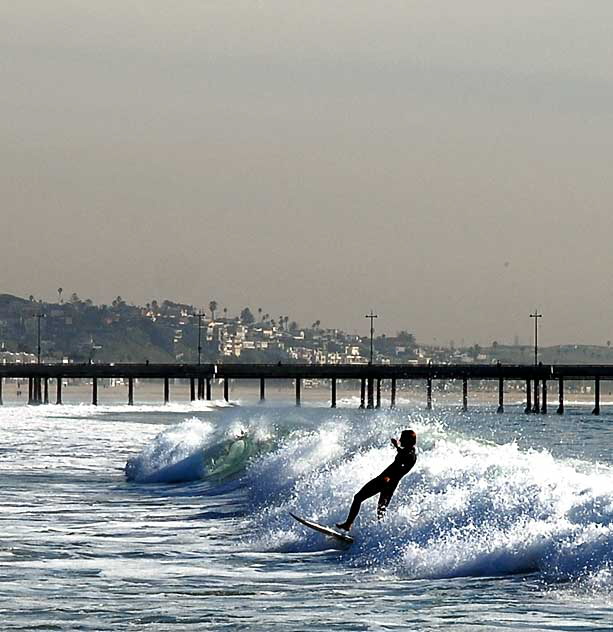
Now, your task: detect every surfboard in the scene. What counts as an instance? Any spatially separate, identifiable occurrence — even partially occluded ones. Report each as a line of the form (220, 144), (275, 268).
(289, 512), (354, 544)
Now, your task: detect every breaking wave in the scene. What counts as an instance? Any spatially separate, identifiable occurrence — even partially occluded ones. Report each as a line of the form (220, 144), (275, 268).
(124, 407), (613, 591)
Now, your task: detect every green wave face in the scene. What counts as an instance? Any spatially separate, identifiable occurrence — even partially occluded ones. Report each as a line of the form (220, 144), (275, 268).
(204, 435), (267, 482)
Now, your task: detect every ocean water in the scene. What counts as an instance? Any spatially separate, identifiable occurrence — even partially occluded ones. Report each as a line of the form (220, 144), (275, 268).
(1, 396), (613, 631)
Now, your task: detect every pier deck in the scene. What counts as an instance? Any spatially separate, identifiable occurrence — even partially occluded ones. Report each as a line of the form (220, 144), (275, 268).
(0, 363), (611, 413)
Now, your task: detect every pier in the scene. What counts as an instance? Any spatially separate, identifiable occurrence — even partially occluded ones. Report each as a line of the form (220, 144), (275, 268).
(1, 363), (612, 414)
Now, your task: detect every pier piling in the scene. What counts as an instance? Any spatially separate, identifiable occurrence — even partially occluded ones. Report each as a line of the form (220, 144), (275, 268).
(29, 377), (39, 405)
(390, 378), (396, 409)
(427, 378), (433, 411)
(0, 377), (3, 405)
(190, 378), (195, 402)
(557, 377), (564, 415)
(259, 378), (265, 403)
(360, 378), (366, 409)
(295, 378), (301, 407)
(532, 379), (540, 413)
(128, 377), (134, 405)
(367, 378), (374, 409)
(331, 378), (337, 408)
(462, 378), (468, 412)
(376, 378), (381, 409)
(164, 377), (169, 404)
(593, 377), (600, 415)
(206, 378), (211, 400)
(497, 378), (504, 413)
(56, 377), (62, 405)
(224, 378), (229, 403)
(525, 379), (532, 414)
(92, 378), (98, 406)
(541, 380), (547, 414)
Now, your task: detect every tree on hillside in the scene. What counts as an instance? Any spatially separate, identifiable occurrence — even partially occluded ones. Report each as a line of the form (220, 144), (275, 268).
(57, 288), (63, 304)
(209, 300), (218, 320)
(396, 331), (416, 347)
(240, 307), (255, 324)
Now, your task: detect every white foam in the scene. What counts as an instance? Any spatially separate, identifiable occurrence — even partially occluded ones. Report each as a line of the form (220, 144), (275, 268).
(124, 417), (214, 483)
(245, 415), (613, 586)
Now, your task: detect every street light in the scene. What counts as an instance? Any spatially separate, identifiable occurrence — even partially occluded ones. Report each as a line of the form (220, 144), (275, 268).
(529, 309), (542, 366)
(192, 311), (205, 364)
(365, 310), (378, 365)
(35, 313), (46, 364)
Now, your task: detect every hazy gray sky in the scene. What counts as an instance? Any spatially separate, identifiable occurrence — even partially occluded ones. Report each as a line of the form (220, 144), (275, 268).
(3, 2), (613, 345)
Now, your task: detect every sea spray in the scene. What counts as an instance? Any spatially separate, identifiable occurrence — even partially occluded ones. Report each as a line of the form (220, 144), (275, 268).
(244, 414), (613, 589)
(120, 404), (613, 590)
(125, 417), (214, 483)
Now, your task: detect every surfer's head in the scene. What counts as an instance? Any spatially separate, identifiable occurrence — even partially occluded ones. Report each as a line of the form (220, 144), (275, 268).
(400, 429), (416, 447)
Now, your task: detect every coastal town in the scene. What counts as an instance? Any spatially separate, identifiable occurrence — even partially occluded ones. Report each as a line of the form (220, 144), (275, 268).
(2, 292), (613, 368)
(0, 292), (418, 366)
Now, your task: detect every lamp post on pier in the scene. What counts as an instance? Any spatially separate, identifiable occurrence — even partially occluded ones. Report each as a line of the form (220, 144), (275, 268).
(192, 311), (205, 365)
(35, 313), (46, 364)
(529, 310), (542, 366)
(365, 310), (378, 365)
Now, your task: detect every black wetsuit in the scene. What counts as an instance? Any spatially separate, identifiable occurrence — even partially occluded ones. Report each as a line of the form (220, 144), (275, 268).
(342, 445), (417, 527)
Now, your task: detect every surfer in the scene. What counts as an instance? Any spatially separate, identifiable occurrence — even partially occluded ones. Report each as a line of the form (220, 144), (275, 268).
(335, 429), (417, 531)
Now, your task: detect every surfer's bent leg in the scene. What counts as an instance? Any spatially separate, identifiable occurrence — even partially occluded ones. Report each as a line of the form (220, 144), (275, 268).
(377, 481), (399, 520)
(337, 477), (383, 531)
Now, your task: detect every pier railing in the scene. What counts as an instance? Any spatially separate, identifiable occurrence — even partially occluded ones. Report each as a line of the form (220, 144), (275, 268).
(0, 362), (611, 414)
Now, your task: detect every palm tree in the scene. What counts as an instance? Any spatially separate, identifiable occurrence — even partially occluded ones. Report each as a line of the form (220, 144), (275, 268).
(57, 287), (63, 304)
(209, 300), (218, 320)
